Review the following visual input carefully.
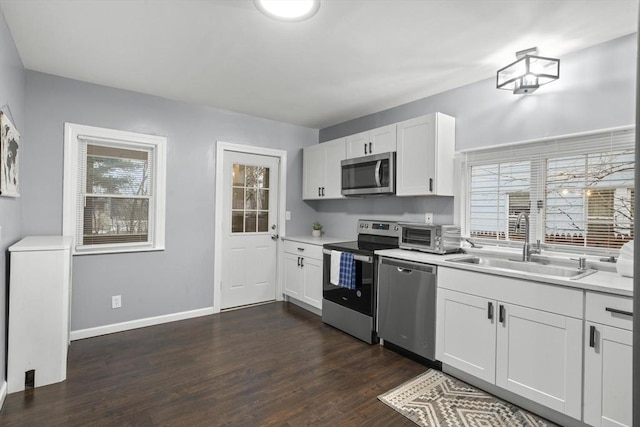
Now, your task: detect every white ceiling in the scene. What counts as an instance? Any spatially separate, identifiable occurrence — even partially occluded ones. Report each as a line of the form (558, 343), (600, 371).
(1, 0), (638, 129)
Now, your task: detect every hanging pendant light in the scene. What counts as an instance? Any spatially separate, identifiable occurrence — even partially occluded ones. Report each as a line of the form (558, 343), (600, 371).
(496, 47), (560, 94)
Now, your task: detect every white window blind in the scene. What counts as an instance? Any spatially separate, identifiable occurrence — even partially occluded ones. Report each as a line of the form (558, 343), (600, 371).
(63, 123), (167, 255)
(78, 140), (154, 246)
(461, 127), (635, 251)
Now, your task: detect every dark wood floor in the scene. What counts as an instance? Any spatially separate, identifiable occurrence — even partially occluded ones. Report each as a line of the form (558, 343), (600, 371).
(0, 302), (427, 426)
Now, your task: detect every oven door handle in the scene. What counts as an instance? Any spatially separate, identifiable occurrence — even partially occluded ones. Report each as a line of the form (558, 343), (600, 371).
(322, 249), (373, 264)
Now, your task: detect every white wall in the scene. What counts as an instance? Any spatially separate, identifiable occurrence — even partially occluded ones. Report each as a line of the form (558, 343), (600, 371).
(0, 6), (24, 388)
(23, 71), (318, 331)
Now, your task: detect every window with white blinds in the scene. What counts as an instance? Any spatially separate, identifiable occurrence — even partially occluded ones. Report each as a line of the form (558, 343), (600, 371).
(63, 123), (167, 254)
(461, 127), (635, 251)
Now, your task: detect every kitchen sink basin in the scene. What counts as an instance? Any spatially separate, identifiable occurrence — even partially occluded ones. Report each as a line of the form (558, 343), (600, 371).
(447, 256), (596, 280)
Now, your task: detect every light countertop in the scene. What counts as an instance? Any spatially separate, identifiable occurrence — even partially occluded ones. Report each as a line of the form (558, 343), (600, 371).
(376, 248), (633, 297)
(282, 235), (351, 246)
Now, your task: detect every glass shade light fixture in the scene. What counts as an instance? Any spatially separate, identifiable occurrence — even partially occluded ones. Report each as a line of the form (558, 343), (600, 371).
(496, 47), (560, 94)
(254, 0), (320, 22)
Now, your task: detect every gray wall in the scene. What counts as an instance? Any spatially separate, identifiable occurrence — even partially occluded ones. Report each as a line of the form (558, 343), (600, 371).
(23, 71), (318, 331)
(0, 7), (24, 388)
(316, 33), (637, 238)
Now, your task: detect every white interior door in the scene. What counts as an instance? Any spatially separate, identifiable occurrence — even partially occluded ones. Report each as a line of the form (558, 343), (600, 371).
(221, 151), (279, 309)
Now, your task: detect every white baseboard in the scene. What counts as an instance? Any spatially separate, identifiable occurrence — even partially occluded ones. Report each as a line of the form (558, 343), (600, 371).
(0, 380), (7, 410)
(70, 307), (215, 341)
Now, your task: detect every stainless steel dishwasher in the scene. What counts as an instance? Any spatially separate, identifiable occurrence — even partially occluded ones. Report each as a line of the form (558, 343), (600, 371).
(377, 257), (437, 361)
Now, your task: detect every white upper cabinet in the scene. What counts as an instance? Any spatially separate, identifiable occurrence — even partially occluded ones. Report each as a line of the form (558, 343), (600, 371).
(302, 137), (346, 200)
(346, 123), (396, 158)
(396, 113), (455, 196)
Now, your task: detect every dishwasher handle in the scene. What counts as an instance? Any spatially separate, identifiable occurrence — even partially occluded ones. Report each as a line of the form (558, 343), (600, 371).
(380, 257), (436, 274)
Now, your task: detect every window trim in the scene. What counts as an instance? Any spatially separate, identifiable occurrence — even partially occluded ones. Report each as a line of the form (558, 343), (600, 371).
(457, 125), (635, 256)
(63, 123), (167, 255)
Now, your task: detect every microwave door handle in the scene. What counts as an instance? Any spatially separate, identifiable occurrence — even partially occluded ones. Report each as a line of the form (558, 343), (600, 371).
(374, 160), (382, 187)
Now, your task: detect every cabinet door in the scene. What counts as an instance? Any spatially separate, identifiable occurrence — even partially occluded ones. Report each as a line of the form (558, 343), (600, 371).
(323, 138), (346, 199)
(301, 256), (323, 309)
(283, 252), (302, 298)
(495, 303), (582, 419)
(584, 323), (632, 427)
(346, 131), (370, 158)
(396, 114), (437, 196)
(302, 144), (326, 200)
(436, 288), (496, 383)
(369, 124), (396, 155)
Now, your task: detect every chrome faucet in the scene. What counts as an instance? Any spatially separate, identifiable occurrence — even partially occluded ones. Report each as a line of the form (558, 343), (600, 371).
(514, 212), (541, 262)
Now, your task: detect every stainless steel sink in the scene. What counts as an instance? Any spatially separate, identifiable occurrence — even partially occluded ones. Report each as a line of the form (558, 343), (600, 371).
(447, 256), (596, 280)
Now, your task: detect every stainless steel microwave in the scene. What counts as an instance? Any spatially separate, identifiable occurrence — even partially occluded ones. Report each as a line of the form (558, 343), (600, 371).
(399, 223), (461, 254)
(341, 152), (395, 196)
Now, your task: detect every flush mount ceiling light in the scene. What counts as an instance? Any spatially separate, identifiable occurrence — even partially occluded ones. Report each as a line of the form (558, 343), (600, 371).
(496, 47), (560, 94)
(254, 0), (320, 22)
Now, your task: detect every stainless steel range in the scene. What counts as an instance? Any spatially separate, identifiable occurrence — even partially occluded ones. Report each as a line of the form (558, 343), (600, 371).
(321, 219), (401, 344)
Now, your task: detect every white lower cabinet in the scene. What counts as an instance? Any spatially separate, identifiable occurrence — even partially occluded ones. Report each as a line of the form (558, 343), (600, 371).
(495, 303), (582, 418)
(436, 267), (583, 420)
(583, 292), (633, 427)
(437, 288), (496, 382)
(282, 241), (323, 310)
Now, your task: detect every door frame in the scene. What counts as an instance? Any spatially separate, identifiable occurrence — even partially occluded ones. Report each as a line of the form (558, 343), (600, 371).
(213, 141), (287, 313)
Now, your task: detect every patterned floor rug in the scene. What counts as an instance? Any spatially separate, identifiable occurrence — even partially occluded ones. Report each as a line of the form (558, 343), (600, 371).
(378, 370), (557, 427)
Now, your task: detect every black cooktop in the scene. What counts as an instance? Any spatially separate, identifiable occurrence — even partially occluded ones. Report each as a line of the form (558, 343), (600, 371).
(323, 234), (399, 256)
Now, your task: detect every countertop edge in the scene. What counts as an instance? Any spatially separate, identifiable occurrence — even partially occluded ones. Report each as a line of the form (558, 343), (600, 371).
(282, 235), (351, 246)
(375, 248), (633, 297)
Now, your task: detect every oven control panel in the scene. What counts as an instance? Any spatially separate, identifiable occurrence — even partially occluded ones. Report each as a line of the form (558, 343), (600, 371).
(358, 219), (401, 237)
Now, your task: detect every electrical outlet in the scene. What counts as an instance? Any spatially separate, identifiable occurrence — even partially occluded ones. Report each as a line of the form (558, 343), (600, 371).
(424, 213), (433, 225)
(112, 295), (122, 309)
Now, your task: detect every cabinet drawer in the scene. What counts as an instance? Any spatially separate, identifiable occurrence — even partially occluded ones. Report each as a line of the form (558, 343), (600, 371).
(283, 241), (323, 259)
(585, 292), (633, 330)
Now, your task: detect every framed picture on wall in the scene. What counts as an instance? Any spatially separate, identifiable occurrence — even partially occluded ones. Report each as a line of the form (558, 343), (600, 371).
(0, 111), (20, 197)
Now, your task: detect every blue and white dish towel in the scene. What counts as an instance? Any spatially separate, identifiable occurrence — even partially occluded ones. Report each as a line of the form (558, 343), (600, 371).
(330, 250), (357, 290)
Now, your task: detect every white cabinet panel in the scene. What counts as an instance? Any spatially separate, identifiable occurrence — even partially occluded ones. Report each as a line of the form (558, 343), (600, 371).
(584, 323), (632, 427)
(302, 138), (346, 200)
(302, 256), (323, 309)
(346, 124), (396, 158)
(283, 252), (302, 298)
(584, 290), (633, 427)
(396, 113), (455, 196)
(8, 236), (73, 393)
(283, 241), (323, 310)
(496, 303), (582, 419)
(436, 288), (496, 383)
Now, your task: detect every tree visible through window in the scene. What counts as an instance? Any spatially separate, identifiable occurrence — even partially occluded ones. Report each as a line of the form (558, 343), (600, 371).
(82, 144), (151, 245)
(546, 150), (634, 249)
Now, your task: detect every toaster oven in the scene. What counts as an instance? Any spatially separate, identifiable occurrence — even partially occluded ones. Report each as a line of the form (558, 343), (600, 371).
(399, 223), (461, 254)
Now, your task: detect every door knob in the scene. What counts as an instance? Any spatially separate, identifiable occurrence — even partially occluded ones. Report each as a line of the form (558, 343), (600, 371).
(271, 234), (279, 241)
(271, 224), (277, 230)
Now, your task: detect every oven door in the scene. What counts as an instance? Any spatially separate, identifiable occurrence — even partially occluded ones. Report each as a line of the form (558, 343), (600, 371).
(322, 250), (374, 316)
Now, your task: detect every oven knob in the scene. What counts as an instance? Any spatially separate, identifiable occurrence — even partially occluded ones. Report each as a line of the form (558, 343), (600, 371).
(394, 226), (399, 231)
(365, 224), (369, 228)
(360, 223), (364, 228)
(356, 290), (362, 297)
